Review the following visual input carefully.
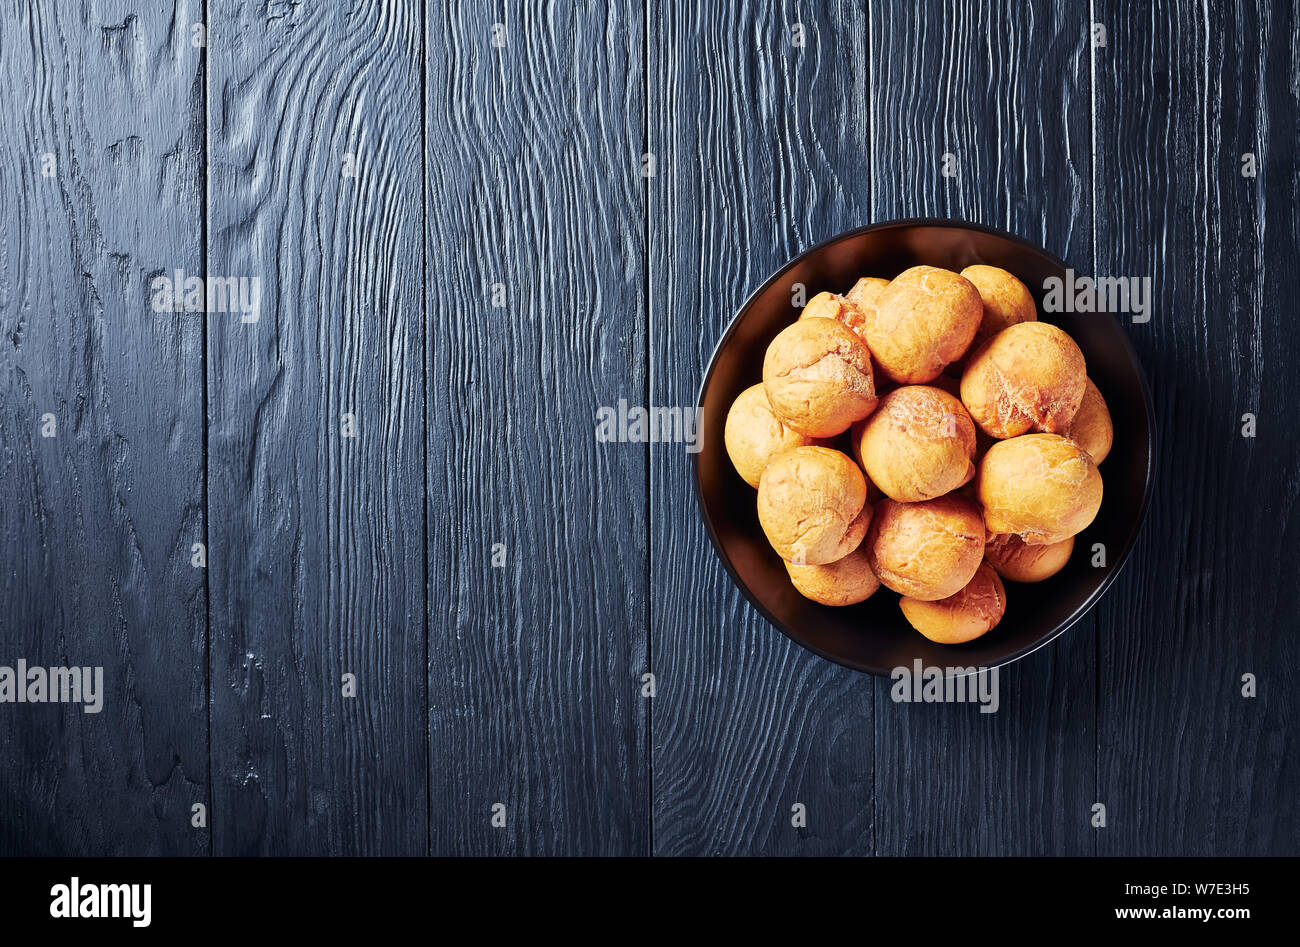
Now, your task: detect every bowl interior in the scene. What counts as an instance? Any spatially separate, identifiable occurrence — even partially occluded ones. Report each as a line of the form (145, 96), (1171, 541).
(695, 221), (1154, 675)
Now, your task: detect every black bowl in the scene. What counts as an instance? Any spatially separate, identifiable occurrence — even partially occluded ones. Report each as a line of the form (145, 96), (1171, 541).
(695, 219), (1155, 676)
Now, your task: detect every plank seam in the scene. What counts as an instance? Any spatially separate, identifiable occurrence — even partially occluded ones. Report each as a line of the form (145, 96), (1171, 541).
(643, 0), (654, 858)
(202, 0), (213, 859)
(421, 0), (432, 860)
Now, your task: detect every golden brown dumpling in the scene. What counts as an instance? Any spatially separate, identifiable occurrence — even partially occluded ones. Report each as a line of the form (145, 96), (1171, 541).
(976, 434), (1102, 545)
(1063, 376), (1113, 464)
(864, 495), (985, 601)
(960, 322), (1086, 439)
(723, 384), (821, 487)
(845, 276), (890, 313)
(857, 266), (982, 384)
(960, 264), (1037, 343)
(757, 447), (869, 565)
(900, 562), (1006, 643)
(855, 386), (977, 502)
(763, 318), (877, 437)
(984, 533), (1074, 582)
(785, 544), (881, 606)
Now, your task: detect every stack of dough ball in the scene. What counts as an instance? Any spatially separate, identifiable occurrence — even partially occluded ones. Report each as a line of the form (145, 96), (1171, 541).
(723, 384), (822, 487)
(785, 545), (881, 606)
(762, 317), (877, 437)
(757, 447), (871, 566)
(961, 265), (1037, 342)
(984, 533), (1074, 583)
(960, 322), (1086, 438)
(1063, 377), (1113, 463)
(855, 385), (977, 502)
(976, 434), (1102, 545)
(865, 496), (984, 601)
(899, 562), (1006, 644)
(858, 266), (982, 383)
(720, 261), (1116, 641)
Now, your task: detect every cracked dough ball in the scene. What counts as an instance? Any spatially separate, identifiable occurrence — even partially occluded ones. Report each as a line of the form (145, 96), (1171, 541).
(1063, 376), (1113, 464)
(856, 385), (977, 502)
(960, 321), (1087, 438)
(858, 266), (983, 384)
(864, 495), (985, 601)
(976, 434), (1102, 545)
(798, 291), (870, 338)
(985, 533), (1074, 583)
(845, 276), (890, 312)
(757, 447), (869, 565)
(961, 264), (1038, 343)
(900, 561), (1006, 644)
(724, 384), (822, 488)
(785, 543), (881, 606)
(763, 317), (877, 437)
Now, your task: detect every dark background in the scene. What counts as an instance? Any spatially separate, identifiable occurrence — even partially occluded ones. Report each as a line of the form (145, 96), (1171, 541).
(0, 0), (1296, 856)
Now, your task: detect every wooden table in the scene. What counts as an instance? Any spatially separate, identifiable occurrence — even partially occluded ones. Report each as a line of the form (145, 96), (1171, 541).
(0, 0), (1295, 856)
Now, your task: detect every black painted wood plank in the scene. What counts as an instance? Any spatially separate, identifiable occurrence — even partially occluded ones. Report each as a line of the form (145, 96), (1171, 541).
(648, 0), (876, 856)
(206, 1), (427, 855)
(424, 0), (650, 855)
(868, 0), (1097, 856)
(0, 1), (207, 855)
(1092, 0), (1300, 855)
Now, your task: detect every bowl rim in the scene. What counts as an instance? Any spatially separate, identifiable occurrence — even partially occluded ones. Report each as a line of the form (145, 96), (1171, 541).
(692, 217), (1157, 676)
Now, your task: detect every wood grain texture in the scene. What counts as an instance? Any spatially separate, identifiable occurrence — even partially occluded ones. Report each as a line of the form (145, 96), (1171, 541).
(0, 0), (207, 855)
(648, 0), (876, 856)
(1092, 0), (1300, 855)
(205, 0), (426, 855)
(0, 0), (1295, 858)
(868, 0), (1097, 856)
(424, 0), (650, 855)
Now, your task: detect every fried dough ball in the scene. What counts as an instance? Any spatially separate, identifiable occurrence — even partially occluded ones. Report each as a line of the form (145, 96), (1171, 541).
(798, 291), (870, 337)
(724, 384), (822, 487)
(763, 317), (877, 437)
(1063, 376), (1113, 464)
(976, 434), (1102, 545)
(900, 562), (1006, 644)
(757, 447), (869, 565)
(984, 533), (1074, 583)
(864, 495), (985, 601)
(845, 276), (890, 312)
(855, 386), (977, 502)
(846, 419), (886, 503)
(858, 266), (983, 384)
(784, 543), (881, 606)
(960, 322), (1087, 438)
(961, 264), (1038, 343)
